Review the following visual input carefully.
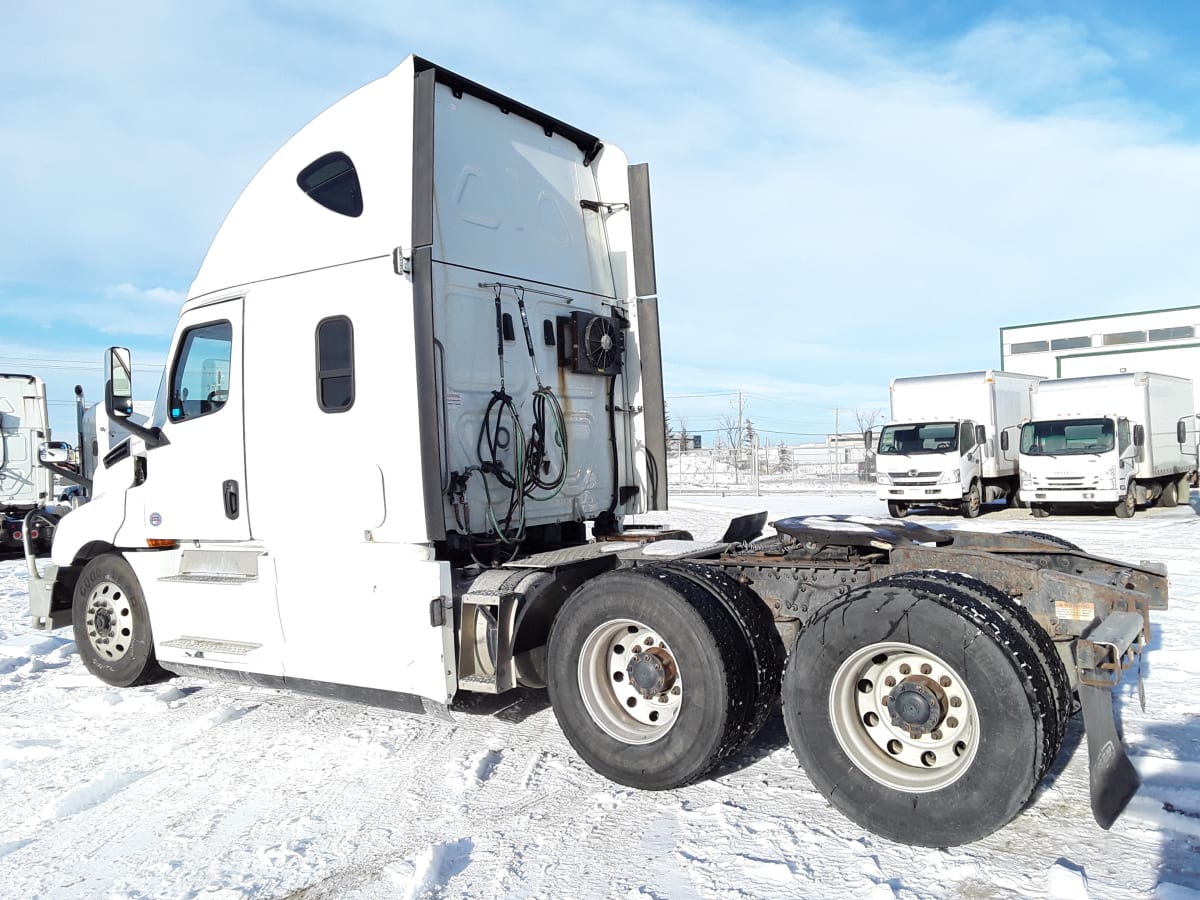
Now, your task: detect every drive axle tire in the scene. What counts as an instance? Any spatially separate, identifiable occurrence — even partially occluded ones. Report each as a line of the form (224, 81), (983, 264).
(781, 576), (1045, 847)
(546, 567), (754, 790)
(887, 501), (908, 519)
(73, 554), (168, 688)
(960, 481), (982, 519)
(1007, 530), (1083, 552)
(884, 571), (1071, 781)
(653, 561), (785, 757)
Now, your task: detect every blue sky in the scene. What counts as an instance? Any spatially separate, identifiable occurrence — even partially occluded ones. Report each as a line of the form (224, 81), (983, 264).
(3, 1), (1199, 443)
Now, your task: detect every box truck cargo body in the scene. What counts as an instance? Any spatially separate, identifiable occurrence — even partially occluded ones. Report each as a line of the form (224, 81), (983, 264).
(1020, 372), (1197, 517)
(874, 371), (1040, 518)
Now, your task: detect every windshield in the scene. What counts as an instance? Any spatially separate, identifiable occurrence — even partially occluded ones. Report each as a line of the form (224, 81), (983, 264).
(877, 422), (959, 455)
(1020, 418), (1114, 455)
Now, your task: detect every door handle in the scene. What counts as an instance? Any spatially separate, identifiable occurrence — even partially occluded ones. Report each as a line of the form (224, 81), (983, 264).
(223, 479), (240, 520)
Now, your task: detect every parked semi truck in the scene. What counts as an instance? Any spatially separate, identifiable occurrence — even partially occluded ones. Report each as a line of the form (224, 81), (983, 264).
(1020, 372), (1198, 518)
(24, 56), (1169, 847)
(1, 373), (62, 552)
(872, 370), (1041, 518)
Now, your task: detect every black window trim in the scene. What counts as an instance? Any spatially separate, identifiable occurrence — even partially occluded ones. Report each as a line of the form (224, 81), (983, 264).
(316, 314), (355, 413)
(297, 150), (364, 218)
(168, 318), (234, 424)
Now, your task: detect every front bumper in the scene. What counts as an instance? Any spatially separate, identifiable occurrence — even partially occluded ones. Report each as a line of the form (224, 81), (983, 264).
(1022, 488), (1120, 504)
(877, 484), (963, 502)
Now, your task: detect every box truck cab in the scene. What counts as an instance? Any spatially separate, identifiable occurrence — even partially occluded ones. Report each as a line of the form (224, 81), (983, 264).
(873, 371), (1040, 518)
(1019, 372), (1197, 518)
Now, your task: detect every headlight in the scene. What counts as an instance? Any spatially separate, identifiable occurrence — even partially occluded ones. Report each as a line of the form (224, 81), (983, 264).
(938, 469), (960, 485)
(1021, 470), (1033, 488)
(876, 473), (891, 485)
(1104, 465), (1118, 489)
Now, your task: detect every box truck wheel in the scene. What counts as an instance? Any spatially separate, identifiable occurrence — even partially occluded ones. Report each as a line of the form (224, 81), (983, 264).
(72, 554), (168, 688)
(1114, 490), (1136, 519)
(960, 481), (982, 519)
(1030, 504), (1051, 518)
(1157, 479), (1178, 509)
(546, 567), (755, 789)
(781, 575), (1046, 847)
(887, 501), (908, 519)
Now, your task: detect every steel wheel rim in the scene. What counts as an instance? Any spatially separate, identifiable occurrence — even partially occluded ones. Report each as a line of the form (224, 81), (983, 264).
(829, 641), (979, 792)
(578, 618), (683, 744)
(84, 579), (134, 662)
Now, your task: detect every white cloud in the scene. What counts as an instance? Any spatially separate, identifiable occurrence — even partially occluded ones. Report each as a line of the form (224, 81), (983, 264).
(104, 284), (184, 307)
(2, 1), (1197, 438)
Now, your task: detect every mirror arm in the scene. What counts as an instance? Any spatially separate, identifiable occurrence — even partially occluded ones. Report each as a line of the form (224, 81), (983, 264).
(119, 419), (169, 449)
(40, 462), (92, 494)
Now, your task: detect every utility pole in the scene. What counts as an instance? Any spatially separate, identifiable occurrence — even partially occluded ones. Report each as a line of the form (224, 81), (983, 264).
(729, 388), (739, 448)
(833, 408), (841, 488)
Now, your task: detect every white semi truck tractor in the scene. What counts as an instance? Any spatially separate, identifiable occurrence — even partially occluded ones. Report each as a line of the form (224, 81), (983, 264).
(1, 373), (56, 551)
(1020, 371), (1198, 518)
(25, 56), (1170, 847)
(873, 370), (1041, 518)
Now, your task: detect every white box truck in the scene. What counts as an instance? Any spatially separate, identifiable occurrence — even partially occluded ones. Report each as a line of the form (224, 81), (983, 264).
(22, 56), (1171, 847)
(1019, 372), (1198, 518)
(873, 370), (1041, 518)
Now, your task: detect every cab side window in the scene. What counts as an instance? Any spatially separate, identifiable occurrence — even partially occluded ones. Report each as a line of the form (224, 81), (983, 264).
(169, 321), (233, 422)
(316, 316), (354, 412)
(959, 422), (977, 452)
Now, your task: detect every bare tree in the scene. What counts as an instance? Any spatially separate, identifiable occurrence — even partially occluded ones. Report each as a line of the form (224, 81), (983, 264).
(854, 407), (884, 435)
(718, 412), (739, 450)
(718, 412), (741, 482)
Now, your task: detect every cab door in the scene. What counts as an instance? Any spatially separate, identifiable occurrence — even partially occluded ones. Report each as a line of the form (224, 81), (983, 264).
(130, 297), (250, 542)
(959, 420), (982, 485)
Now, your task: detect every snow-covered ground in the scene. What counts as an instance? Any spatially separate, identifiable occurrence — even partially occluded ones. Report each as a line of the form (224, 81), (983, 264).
(1, 489), (1198, 899)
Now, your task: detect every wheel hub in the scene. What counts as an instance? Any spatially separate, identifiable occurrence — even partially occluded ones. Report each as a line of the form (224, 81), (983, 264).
(829, 642), (979, 793)
(578, 619), (684, 744)
(888, 676), (943, 735)
(627, 648), (677, 698)
(85, 580), (132, 662)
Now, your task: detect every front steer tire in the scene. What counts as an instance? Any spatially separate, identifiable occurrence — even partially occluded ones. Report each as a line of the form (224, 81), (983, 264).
(546, 567), (754, 790)
(960, 480), (982, 518)
(73, 554), (168, 688)
(781, 575), (1046, 847)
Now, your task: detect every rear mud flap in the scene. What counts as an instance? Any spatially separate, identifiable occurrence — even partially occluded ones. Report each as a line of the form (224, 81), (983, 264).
(1078, 681), (1140, 829)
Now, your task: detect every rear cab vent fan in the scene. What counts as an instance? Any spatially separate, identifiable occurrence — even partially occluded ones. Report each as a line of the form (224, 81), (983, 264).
(556, 311), (624, 375)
